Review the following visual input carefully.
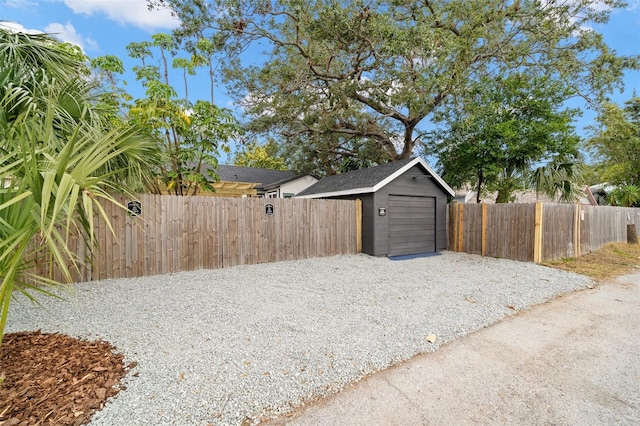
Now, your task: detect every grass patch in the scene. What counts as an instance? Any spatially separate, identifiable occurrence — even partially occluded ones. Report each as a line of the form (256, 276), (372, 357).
(544, 243), (640, 281)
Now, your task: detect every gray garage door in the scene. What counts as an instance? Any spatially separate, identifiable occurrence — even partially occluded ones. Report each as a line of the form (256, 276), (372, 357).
(388, 195), (436, 256)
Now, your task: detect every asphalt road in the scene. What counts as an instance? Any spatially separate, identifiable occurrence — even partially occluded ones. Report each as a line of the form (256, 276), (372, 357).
(267, 272), (640, 425)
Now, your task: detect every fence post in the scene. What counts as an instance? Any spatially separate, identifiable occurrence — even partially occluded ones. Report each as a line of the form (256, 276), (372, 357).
(573, 204), (581, 258)
(355, 199), (362, 253)
(481, 203), (487, 256)
(448, 204), (455, 251)
(533, 202), (544, 263)
(457, 202), (464, 252)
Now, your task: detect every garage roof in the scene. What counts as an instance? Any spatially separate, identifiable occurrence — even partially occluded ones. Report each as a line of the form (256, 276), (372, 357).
(296, 157), (455, 198)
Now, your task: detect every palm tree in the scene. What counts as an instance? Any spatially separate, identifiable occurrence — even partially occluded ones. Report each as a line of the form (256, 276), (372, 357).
(0, 28), (159, 345)
(530, 158), (585, 203)
(608, 185), (640, 207)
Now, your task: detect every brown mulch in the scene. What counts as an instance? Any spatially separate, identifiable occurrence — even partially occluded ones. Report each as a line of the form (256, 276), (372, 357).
(0, 331), (136, 425)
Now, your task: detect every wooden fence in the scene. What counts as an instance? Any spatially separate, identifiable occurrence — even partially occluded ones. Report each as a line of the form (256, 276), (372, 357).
(34, 195), (361, 283)
(448, 203), (640, 263)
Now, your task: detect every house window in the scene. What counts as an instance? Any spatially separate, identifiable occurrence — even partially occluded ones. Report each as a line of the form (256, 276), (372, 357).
(283, 193), (294, 198)
(267, 192), (278, 198)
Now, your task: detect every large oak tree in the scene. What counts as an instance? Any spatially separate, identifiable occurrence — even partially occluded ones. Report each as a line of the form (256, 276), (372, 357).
(154, 0), (638, 175)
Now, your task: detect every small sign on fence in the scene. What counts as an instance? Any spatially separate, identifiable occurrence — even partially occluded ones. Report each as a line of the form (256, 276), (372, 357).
(127, 200), (142, 217)
(265, 203), (274, 216)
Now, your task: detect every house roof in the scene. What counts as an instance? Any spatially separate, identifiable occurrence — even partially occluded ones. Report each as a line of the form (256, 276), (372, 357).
(589, 183), (616, 194)
(296, 157), (455, 198)
(216, 165), (297, 185)
(261, 174), (317, 191)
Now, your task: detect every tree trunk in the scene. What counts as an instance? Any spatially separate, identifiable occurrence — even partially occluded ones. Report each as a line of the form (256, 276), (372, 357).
(495, 189), (511, 203)
(476, 172), (484, 203)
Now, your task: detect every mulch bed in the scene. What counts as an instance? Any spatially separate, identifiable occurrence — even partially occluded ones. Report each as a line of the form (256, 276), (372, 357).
(0, 331), (135, 425)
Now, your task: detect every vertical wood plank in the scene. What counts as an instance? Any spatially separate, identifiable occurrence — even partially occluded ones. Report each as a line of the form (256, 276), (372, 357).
(154, 194), (162, 275)
(160, 195), (168, 275)
(481, 203), (487, 256)
(125, 207), (132, 278)
(457, 203), (464, 253)
(356, 199), (362, 253)
(182, 196), (190, 271)
(573, 204), (581, 258)
(534, 202), (544, 264)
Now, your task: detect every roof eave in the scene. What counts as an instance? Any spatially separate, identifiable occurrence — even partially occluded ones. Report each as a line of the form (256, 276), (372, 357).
(296, 187), (375, 199)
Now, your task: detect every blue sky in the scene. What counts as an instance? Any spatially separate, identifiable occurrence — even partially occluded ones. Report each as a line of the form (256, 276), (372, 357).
(1, 0), (639, 164)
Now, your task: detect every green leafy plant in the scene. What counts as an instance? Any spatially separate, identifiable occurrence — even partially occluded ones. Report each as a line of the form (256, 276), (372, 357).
(608, 185), (640, 207)
(588, 96), (640, 187)
(124, 35), (240, 195)
(0, 108), (157, 346)
(0, 29), (158, 346)
(426, 74), (581, 203)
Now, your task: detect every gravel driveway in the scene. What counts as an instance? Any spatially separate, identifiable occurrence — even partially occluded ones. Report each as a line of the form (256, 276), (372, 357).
(6, 252), (592, 425)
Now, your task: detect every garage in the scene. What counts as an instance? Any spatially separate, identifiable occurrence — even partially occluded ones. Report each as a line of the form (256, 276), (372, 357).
(388, 195), (436, 256)
(296, 158), (454, 257)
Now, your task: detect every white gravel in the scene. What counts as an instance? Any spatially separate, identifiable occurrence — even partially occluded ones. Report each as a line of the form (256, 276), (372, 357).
(6, 251), (593, 425)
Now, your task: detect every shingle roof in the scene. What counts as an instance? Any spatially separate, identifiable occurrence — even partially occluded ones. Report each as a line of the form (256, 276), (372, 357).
(215, 165), (297, 186)
(296, 157), (455, 198)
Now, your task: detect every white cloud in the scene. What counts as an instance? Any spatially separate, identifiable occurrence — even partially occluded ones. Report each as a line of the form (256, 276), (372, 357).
(1, 0), (38, 9)
(626, 0), (640, 11)
(0, 19), (98, 52)
(0, 21), (42, 34)
(64, 0), (180, 31)
(44, 21), (99, 51)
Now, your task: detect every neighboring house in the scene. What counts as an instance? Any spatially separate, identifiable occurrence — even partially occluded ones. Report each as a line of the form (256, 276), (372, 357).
(211, 165), (318, 198)
(296, 157), (455, 257)
(585, 183), (616, 205)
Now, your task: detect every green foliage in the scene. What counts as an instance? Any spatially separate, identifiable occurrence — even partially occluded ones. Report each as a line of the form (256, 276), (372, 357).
(0, 29), (158, 346)
(587, 96), (640, 187)
(233, 140), (287, 170)
(125, 34), (240, 195)
(530, 158), (585, 203)
(156, 0), (638, 175)
(426, 74), (582, 203)
(90, 55), (132, 123)
(0, 29), (92, 126)
(608, 185), (640, 207)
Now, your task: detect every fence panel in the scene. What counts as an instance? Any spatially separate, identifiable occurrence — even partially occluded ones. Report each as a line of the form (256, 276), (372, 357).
(449, 202), (640, 263)
(582, 206), (640, 253)
(484, 203), (535, 262)
(462, 203), (483, 255)
(29, 195), (359, 283)
(541, 204), (577, 260)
